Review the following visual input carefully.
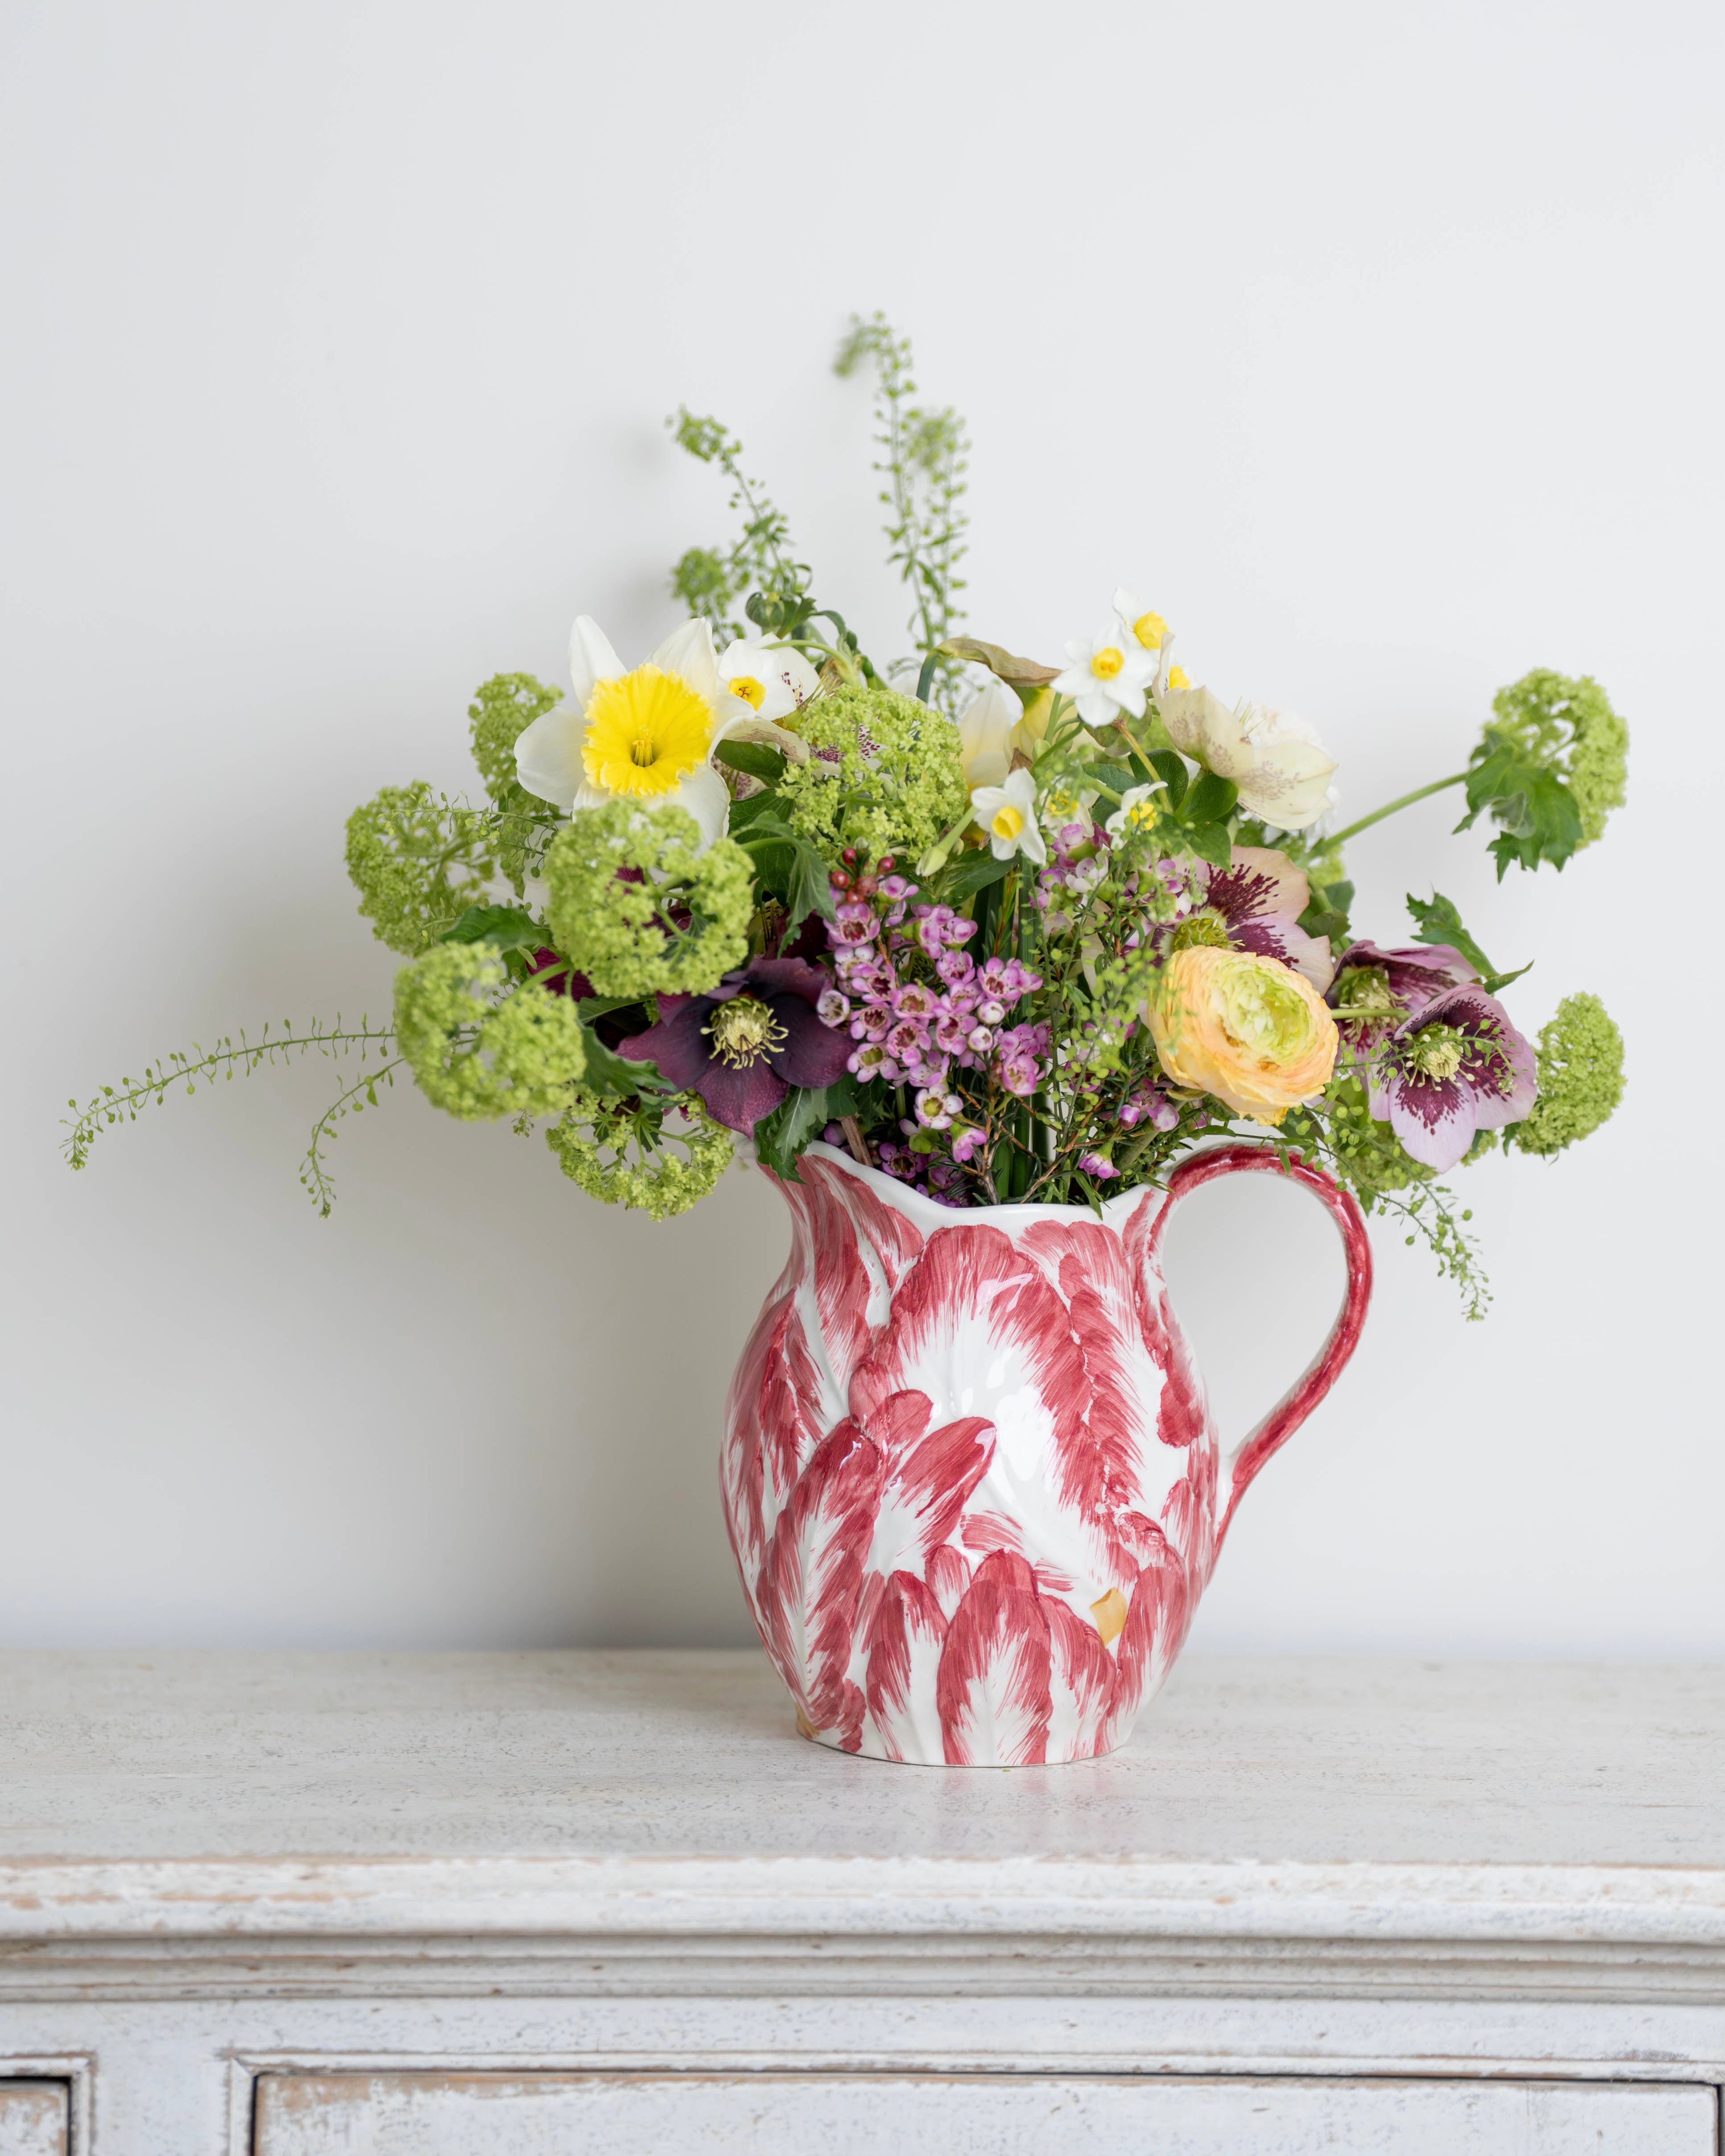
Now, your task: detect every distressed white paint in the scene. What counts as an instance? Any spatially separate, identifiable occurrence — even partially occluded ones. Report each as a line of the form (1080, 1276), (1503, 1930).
(0, 1650), (1717, 2153)
(0, 2090), (65, 2156)
(251, 2072), (1717, 2156)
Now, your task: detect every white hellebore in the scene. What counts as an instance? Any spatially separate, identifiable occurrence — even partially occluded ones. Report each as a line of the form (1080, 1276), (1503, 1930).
(513, 616), (805, 852)
(1052, 625), (1157, 727)
(970, 767), (1048, 865)
(717, 636), (821, 723)
(1158, 683), (1338, 831)
(956, 674), (1022, 790)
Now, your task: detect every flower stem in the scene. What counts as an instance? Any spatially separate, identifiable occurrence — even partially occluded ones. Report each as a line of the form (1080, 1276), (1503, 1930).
(1327, 771), (1467, 849)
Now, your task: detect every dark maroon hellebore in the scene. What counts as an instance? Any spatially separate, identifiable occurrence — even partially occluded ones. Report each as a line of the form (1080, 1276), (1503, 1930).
(618, 956), (852, 1134)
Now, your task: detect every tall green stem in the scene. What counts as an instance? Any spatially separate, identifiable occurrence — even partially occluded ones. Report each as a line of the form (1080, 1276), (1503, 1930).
(1327, 771), (1467, 849)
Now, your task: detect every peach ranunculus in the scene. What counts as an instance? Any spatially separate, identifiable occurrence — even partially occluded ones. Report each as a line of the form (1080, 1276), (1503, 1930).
(1149, 947), (1339, 1125)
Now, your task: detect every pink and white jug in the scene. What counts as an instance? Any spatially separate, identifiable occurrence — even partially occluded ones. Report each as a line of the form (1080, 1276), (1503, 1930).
(722, 1141), (1372, 1767)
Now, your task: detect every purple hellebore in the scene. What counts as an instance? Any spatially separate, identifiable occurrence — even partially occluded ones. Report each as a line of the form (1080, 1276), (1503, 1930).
(617, 956), (854, 1137)
(1169, 847), (1334, 990)
(1368, 985), (1537, 1171)
(1327, 940), (1479, 1052)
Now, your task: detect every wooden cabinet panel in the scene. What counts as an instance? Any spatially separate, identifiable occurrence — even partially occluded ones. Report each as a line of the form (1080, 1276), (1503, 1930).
(254, 2071), (1717, 2155)
(0, 2087), (65, 2156)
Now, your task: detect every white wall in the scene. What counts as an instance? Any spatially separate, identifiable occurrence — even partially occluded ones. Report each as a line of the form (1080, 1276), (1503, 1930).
(2, 0), (1718, 1656)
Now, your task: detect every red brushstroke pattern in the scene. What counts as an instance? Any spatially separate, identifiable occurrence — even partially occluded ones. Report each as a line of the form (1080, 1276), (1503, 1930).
(719, 1144), (1372, 1765)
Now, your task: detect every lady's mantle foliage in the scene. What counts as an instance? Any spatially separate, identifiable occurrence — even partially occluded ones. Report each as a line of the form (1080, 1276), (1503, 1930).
(66, 316), (1630, 1314)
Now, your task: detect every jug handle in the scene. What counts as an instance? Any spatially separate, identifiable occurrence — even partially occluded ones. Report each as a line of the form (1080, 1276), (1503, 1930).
(1151, 1143), (1373, 1543)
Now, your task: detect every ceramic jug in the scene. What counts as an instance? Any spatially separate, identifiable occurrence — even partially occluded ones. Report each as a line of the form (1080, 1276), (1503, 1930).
(721, 1141), (1372, 1767)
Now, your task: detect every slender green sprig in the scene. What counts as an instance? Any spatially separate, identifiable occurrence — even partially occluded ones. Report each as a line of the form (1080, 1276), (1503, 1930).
(834, 314), (970, 713)
(65, 1020), (400, 1216)
(1367, 1179), (1492, 1321)
(667, 408), (811, 642)
(303, 1055), (407, 1217)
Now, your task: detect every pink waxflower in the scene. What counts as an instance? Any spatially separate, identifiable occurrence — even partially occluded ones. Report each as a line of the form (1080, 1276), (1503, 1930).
(1078, 1152), (1119, 1180)
(915, 1086), (963, 1130)
(816, 989), (850, 1026)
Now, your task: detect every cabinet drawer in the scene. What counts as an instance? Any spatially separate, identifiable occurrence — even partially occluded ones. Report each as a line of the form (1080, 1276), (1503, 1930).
(254, 2071), (1717, 2154)
(0, 2086), (65, 2156)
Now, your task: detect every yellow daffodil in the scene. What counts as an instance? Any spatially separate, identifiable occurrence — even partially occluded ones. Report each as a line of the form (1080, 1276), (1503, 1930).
(515, 616), (789, 850)
(1053, 622), (1158, 727)
(717, 636), (821, 724)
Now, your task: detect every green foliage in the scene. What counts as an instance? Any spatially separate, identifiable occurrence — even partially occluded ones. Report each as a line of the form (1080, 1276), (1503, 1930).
(440, 905), (541, 951)
(667, 408), (811, 643)
(1507, 992), (1624, 1155)
(1371, 1182), (1493, 1322)
(1404, 890), (1531, 993)
(1491, 670), (1628, 848)
(394, 946), (588, 1122)
(1301, 1074), (1434, 1197)
(345, 782), (496, 956)
(754, 1084), (832, 1179)
(466, 672), (565, 896)
(547, 1095), (733, 1220)
(469, 672), (560, 800)
(542, 802), (753, 997)
(834, 314), (970, 712)
(62, 1018), (402, 1218)
(1458, 668), (1627, 877)
(776, 683), (969, 867)
(730, 811), (839, 935)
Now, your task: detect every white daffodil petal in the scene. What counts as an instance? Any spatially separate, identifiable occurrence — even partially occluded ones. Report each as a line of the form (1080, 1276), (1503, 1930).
(570, 778), (611, 812)
(514, 702), (590, 812)
(650, 617), (723, 708)
(664, 761), (732, 852)
(569, 617), (625, 712)
(957, 675), (1020, 792)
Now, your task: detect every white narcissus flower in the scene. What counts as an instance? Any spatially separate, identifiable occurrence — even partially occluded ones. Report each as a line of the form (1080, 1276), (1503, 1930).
(1052, 626), (1158, 727)
(970, 768), (1049, 865)
(1111, 587), (1169, 656)
(1158, 683), (1339, 831)
(717, 637), (821, 723)
(1105, 782), (1161, 838)
(514, 616), (795, 850)
(956, 675), (1022, 790)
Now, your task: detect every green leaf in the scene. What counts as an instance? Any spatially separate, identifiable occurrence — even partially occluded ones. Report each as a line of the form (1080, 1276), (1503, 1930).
(755, 1084), (829, 1179)
(784, 836), (838, 931)
(715, 739), (788, 785)
(1404, 890), (1529, 993)
(1183, 821), (1233, 869)
(577, 1026), (675, 1099)
(440, 905), (541, 950)
(726, 789), (782, 835)
(1148, 749), (1188, 810)
(574, 995), (647, 1023)
(940, 849), (1014, 902)
(1459, 737), (1585, 875)
(1182, 771), (1239, 826)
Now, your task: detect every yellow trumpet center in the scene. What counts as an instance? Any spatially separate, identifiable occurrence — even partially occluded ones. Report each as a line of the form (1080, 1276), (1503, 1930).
(1091, 646), (1125, 680)
(991, 802), (1026, 842)
(581, 664), (713, 798)
(1132, 610), (1167, 649)
(728, 674), (767, 711)
(1167, 664), (1190, 690)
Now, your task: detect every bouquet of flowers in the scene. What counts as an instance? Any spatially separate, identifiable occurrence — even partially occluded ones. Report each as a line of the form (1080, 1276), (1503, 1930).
(67, 319), (1626, 1317)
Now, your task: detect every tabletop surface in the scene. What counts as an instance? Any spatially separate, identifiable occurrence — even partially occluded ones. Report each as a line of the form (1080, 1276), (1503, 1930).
(0, 1648), (1718, 1872)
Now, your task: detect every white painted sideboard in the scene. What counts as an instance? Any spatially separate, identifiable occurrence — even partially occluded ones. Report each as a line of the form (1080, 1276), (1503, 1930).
(0, 1650), (1719, 2154)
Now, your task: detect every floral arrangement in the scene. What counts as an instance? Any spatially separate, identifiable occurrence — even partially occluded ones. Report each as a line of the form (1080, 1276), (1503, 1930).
(66, 318), (1626, 1316)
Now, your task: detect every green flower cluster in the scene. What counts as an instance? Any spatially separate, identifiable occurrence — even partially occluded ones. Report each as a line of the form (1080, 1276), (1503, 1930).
(543, 802), (752, 997)
(547, 1095), (733, 1220)
(394, 944), (587, 1121)
(775, 683), (968, 865)
(345, 782), (496, 956)
(1508, 992), (1624, 1155)
(468, 672), (564, 896)
(1490, 670), (1628, 849)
